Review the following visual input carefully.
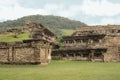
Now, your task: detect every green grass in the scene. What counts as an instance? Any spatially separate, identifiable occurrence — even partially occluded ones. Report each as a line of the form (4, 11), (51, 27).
(0, 33), (30, 42)
(0, 60), (120, 80)
(61, 29), (75, 36)
(0, 29), (74, 42)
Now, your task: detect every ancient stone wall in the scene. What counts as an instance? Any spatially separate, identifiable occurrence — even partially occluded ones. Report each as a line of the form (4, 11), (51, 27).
(0, 40), (52, 64)
(52, 25), (120, 62)
(0, 48), (9, 63)
(26, 22), (56, 43)
(14, 47), (35, 63)
(0, 22), (56, 64)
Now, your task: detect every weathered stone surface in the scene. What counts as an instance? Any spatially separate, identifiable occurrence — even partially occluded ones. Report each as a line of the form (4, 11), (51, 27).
(26, 22), (56, 43)
(14, 47), (35, 63)
(0, 40), (53, 64)
(0, 48), (9, 63)
(52, 25), (120, 62)
(0, 22), (56, 64)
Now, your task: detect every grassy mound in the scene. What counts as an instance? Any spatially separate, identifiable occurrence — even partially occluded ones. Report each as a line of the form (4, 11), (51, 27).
(0, 33), (30, 42)
(61, 29), (75, 36)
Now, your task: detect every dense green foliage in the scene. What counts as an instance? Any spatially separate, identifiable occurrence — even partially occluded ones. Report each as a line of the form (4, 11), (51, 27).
(0, 15), (86, 35)
(0, 60), (120, 80)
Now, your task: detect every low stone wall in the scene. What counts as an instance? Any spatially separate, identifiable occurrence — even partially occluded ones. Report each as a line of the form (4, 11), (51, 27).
(104, 53), (119, 62)
(0, 39), (52, 64)
(104, 46), (120, 62)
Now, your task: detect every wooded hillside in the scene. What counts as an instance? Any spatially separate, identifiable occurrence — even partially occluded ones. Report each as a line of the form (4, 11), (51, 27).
(0, 15), (86, 35)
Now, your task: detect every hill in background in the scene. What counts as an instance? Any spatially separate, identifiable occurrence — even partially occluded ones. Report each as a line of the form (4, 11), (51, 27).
(0, 15), (86, 35)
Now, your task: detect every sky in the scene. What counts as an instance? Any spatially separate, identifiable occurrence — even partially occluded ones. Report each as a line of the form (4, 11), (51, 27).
(0, 0), (120, 25)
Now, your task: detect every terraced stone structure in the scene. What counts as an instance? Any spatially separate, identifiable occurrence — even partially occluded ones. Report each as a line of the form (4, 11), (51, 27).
(0, 22), (56, 64)
(26, 22), (56, 43)
(52, 25), (120, 62)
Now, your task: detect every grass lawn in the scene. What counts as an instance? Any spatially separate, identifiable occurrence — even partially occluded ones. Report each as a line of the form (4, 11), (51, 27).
(0, 33), (30, 42)
(61, 29), (75, 36)
(0, 60), (120, 80)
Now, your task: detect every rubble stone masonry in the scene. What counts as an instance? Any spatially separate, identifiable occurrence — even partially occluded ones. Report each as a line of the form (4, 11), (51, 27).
(52, 25), (120, 62)
(0, 40), (52, 64)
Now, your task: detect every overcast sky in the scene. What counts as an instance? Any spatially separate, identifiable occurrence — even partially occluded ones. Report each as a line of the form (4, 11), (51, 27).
(0, 0), (120, 25)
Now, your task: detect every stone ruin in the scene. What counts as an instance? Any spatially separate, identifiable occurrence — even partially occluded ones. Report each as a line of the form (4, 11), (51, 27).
(0, 22), (56, 64)
(1, 22), (120, 63)
(26, 22), (56, 43)
(0, 40), (52, 64)
(52, 25), (120, 62)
